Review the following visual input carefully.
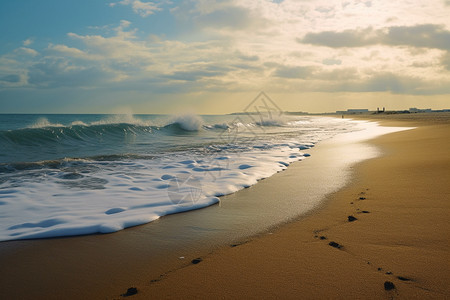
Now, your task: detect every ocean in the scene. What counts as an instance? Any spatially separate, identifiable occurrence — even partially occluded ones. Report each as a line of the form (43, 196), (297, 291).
(0, 113), (363, 241)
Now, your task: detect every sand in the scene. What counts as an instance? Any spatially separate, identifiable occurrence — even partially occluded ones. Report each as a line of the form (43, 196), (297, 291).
(1, 113), (449, 299)
(136, 113), (450, 299)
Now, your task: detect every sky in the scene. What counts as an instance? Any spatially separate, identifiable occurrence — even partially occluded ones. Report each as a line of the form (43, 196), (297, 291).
(0, 0), (449, 114)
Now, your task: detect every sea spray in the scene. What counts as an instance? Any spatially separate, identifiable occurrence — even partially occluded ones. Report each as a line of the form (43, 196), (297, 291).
(29, 117), (64, 128)
(167, 114), (204, 131)
(90, 113), (153, 127)
(254, 114), (288, 127)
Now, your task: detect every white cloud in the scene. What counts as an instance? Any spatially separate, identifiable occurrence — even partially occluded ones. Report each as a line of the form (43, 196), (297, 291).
(1, 0), (450, 96)
(48, 44), (87, 58)
(23, 39), (33, 46)
(111, 0), (162, 17)
(15, 47), (39, 57)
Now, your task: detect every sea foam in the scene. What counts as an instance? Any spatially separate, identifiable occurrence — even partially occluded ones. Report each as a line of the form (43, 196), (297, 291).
(0, 145), (310, 241)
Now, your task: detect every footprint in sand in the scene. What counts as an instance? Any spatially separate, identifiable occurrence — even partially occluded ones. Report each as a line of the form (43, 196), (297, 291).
(348, 215), (358, 222)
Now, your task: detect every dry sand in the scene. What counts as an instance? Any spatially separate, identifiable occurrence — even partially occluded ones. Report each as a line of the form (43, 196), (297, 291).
(136, 114), (450, 299)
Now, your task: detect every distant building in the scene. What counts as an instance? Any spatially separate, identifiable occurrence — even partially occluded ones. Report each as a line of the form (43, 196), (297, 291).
(336, 109), (369, 114)
(409, 107), (432, 113)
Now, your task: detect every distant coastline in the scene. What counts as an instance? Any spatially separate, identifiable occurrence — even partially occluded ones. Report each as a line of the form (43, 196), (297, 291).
(230, 109), (450, 116)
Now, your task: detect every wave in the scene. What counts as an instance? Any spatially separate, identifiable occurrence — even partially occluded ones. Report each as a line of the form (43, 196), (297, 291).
(203, 123), (231, 130)
(1, 115), (207, 148)
(166, 114), (203, 131)
(0, 123), (147, 147)
(28, 115), (152, 129)
(254, 115), (288, 127)
(5, 114), (292, 148)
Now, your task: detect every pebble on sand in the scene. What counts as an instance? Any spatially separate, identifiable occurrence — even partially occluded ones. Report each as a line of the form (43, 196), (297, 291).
(192, 258), (203, 264)
(328, 241), (342, 249)
(384, 281), (395, 291)
(123, 287), (138, 296)
(348, 215), (358, 222)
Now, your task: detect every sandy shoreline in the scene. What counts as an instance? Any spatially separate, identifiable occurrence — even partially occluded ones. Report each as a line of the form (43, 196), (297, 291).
(1, 113), (449, 299)
(138, 114), (450, 299)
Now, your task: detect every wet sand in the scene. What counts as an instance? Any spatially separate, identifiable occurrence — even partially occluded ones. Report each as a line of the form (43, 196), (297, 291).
(1, 113), (449, 299)
(138, 113), (450, 299)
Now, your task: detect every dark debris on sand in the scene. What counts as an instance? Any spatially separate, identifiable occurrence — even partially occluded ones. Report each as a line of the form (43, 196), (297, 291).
(191, 258), (203, 264)
(328, 241), (342, 249)
(348, 215), (358, 222)
(384, 281), (396, 291)
(122, 287), (138, 297)
(397, 276), (412, 281)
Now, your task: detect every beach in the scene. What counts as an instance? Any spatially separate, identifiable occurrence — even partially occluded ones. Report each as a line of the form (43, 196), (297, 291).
(1, 113), (449, 299)
(2, 0), (450, 298)
(137, 113), (450, 299)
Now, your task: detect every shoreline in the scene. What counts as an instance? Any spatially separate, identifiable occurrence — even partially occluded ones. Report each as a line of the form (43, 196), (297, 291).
(1, 114), (448, 299)
(138, 114), (450, 299)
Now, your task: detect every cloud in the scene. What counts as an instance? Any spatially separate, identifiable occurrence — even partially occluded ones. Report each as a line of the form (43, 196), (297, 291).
(0, 20), (246, 92)
(386, 24), (450, 50)
(1, 1), (449, 103)
(110, 0), (162, 17)
(300, 24), (450, 51)
(173, 0), (273, 35)
(66, 25), (153, 63)
(163, 69), (225, 81)
(358, 73), (450, 95)
(362, 73), (412, 93)
(316, 68), (358, 81)
(23, 39), (33, 46)
(236, 52), (259, 62)
(48, 44), (87, 58)
(441, 52), (450, 70)
(0, 74), (20, 83)
(300, 27), (378, 48)
(273, 65), (316, 79)
(15, 47), (39, 57)
(27, 58), (114, 88)
(344, 74), (449, 95)
(195, 6), (257, 30)
(322, 58), (342, 65)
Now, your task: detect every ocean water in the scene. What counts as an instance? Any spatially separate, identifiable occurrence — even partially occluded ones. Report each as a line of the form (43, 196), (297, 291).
(0, 113), (362, 241)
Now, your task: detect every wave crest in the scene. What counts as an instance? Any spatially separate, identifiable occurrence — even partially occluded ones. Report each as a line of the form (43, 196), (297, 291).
(29, 117), (64, 128)
(166, 114), (203, 131)
(254, 115), (287, 127)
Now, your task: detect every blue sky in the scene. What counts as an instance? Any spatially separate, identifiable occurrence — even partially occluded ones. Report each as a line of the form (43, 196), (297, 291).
(1, 0), (449, 113)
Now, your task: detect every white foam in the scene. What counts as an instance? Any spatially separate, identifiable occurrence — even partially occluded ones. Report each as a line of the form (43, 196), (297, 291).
(70, 120), (89, 126)
(254, 114), (287, 126)
(0, 144), (308, 241)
